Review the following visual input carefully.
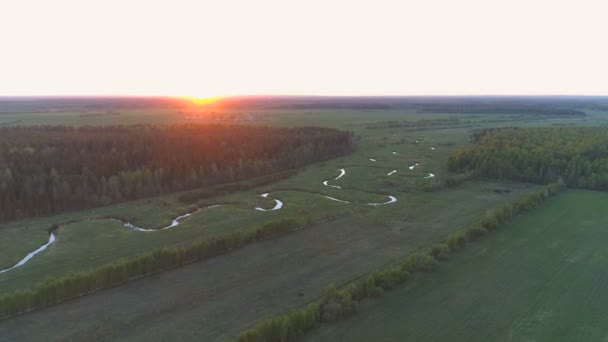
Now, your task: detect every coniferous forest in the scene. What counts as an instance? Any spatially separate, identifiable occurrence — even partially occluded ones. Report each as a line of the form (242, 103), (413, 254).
(448, 127), (608, 189)
(0, 124), (354, 222)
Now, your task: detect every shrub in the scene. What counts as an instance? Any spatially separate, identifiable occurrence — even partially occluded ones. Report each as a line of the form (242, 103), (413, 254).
(320, 286), (357, 322)
(430, 243), (451, 260)
(446, 231), (467, 251)
(465, 224), (488, 241)
(481, 211), (499, 230)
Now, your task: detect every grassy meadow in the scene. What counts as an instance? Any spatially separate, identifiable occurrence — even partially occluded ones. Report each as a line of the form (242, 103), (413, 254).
(0, 180), (540, 341)
(0, 106), (606, 341)
(0, 110), (473, 292)
(307, 190), (608, 342)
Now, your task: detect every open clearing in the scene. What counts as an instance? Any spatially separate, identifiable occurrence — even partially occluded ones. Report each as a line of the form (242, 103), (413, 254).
(307, 190), (608, 342)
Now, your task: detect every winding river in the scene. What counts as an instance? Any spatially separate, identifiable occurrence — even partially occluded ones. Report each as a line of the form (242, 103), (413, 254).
(254, 193), (283, 211)
(111, 205), (222, 232)
(0, 233), (56, 274)
(368, 196), (397, 206)
(322, 168), (345, 188)
(321, 195), (351, 204)
(2, 164), (406, 274)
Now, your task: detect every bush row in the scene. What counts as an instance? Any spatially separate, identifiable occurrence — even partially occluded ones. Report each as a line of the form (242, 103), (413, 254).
(422, 172), (476, 192)
(0, 217), (303, 319)
(234, 181), (565, 342)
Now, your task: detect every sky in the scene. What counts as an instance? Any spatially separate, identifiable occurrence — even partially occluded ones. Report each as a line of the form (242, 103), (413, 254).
(1, 0), (607, 97)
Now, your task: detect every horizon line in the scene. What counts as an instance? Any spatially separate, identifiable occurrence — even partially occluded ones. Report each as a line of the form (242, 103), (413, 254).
(1, 94), (608, 99)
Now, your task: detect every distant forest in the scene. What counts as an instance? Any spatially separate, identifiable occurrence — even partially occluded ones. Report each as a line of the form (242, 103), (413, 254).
(448, 127), (608, 189)
(1, 96), (605, 116)
(0, 124), (354, 221)
(217, 96), (591, 116)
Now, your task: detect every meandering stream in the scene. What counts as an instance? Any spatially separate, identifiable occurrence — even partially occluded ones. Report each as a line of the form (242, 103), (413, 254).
(2, 163), (410, 274)
(110, 205), (222, 232)
(0, 233), (56, 274)
(254, 193), (283, 211)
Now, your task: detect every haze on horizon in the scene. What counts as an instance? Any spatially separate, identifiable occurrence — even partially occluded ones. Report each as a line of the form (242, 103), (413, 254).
(1, 0), (607, 97)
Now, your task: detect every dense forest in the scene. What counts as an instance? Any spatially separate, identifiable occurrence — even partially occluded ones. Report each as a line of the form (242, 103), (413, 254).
(448, 127), (608, 189)
(0, 124), (354, 221)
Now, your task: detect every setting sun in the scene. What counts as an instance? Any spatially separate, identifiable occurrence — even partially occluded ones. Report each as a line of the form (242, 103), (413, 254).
(185, 96), (221, 106)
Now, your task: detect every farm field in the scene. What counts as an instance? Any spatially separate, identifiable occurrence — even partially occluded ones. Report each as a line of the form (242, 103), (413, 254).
(307, 190), (608, 342)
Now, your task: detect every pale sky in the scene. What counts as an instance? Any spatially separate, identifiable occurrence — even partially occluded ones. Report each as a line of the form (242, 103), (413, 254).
(1, 0), (607, 97)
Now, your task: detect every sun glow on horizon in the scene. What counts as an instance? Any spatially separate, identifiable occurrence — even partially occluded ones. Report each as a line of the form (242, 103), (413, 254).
(184, 96), (222, 106)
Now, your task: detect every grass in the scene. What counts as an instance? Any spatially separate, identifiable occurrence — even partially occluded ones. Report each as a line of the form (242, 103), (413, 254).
(0, 185), (359, 292)
(0, 113), (470, 292)
(306, 190), (608, 342)
(0, 108), (601, 340)
(0, 180), (540, 341)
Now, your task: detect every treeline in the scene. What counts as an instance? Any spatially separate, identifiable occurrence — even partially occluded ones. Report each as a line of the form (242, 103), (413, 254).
(414, 104), (585, 116)
(0, 124), (354, 221)
(177, 170), (298, 204)
(214, 96), (591, 116)
(364, 117), (463, 129)
(448, 127), (608, 189)
(0, 97), (181, 114)
(2, 96), (597, 115)
(234, 181), (565, 342)
(421, 172), (476, 192)
(364, 115), (583, 131)
(0, 217), (307, 319)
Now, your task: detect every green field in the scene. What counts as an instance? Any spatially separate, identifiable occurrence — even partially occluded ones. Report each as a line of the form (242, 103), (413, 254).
(0, 109), (479, 292)
(307, 190), (608, 341)
(0, 121), (457, 292)
(0, 180), (541, 341)
(0, 106), (606, 341)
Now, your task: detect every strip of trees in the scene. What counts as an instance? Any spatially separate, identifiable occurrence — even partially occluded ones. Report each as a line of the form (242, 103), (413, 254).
(177, 170), (298, 204)
(234, 181), (565, 342)
(0, 124), (354, 222)
(364, 117), (463, 129)
(422, 172), (476, 192)
(448, 127), (608, 189)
